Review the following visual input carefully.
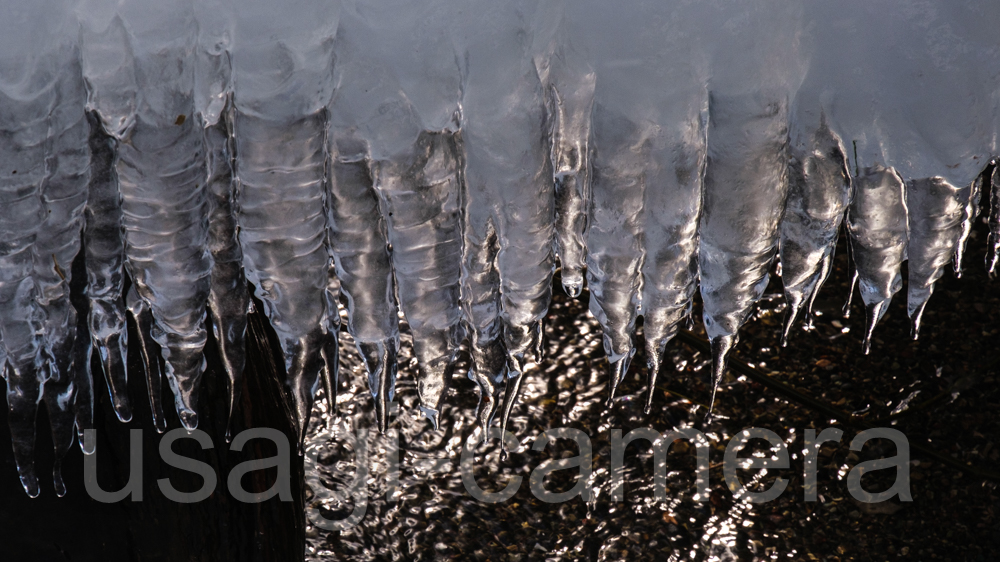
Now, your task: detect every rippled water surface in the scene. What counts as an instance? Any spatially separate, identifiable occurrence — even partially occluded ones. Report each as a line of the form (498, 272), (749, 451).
(307, 228), (998, 560)
(304, 229), (999, 562)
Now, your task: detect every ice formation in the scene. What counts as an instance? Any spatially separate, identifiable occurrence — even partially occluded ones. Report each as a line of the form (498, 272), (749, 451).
(1, 0), (999, 496)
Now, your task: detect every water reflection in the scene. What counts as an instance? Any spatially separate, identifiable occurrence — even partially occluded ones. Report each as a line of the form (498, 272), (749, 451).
(303, 289), (805, 561)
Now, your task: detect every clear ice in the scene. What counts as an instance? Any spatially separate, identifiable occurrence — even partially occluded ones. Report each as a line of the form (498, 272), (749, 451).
(779, 116), (851, 346)
(846, 166), (909, 354)
(204, 104), (248, 441)
(1, 0), (999, 495)
(990, 166), (1000, 275)
(231, 0), (341, 446)
(905, 178), (968, 339)
(98, 0), (213, 430)
(84, 111), (131, 428)
(1, 0), (90, 497)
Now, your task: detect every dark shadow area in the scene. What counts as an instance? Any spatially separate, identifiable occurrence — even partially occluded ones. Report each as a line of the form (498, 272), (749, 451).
(0, 250), (305, 561)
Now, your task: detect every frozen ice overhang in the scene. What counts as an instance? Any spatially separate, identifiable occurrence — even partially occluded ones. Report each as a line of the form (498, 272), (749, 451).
(0, 0), (998, 498)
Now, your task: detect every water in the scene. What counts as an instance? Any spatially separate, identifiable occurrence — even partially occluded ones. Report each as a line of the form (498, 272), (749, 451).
(299, 277), (852, 561)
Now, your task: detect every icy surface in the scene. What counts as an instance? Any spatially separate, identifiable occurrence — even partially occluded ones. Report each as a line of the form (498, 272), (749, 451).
(1, 0), (999, 498)
(797, 0), (998, 189)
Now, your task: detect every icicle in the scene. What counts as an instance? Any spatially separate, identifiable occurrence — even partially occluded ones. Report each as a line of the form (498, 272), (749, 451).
(377, 132), (467, 428)
(498, 361), (524, 461)
(34, 68), (89, 390)
(125, 287), (166, 432)
(283, 330), (327, 450)
(460, 189), (519, 452)
(0, 0), (87, 495)
(952, 174), (982, 278)
(644, 345), (665, 415)
(356, 340), (398, 434)
(194, 0), (245, 441)
(461, 216), (509, 439)
(113, 14), (212, 430)
(81, 0), (215, 431)
(231, 0), (341, 446)
(604, 349), (635, 407)
(988, 166), (1000, 276)
(0, 276), (44, 497)
(779, 117), (851, 346)
(326, 3), (465, 431)
(845, 165), (908, 354)
(699, 91), (791, 418)
(905, 177), (967, 339)
(498, 321), (543, 459)
(585, 106), (647, 406)
(71, 309), (95, 456)
(3, 354), (41, 498)
(561, 0), (711, 413)
(539, 45), (595, 298)
(33, 52), (91, 496)
(327, 139), (401, 433)
(204, 102), (247, 441)
(83, 111), (132, 423)
(229, 0), (337, 442)
(41, 366), (76, 498)
(321, 194), (343, 424)
(462, 21), (556, 444)
(842, 227), (858, 319)
(468, 329), (507, 441)
(90, 311), (129, 422)
(234, 111), (333, 447)
(320, 271), (341, 424)
(78, 3), (135, 433)
(706, 334), (736, 421)
(640, 112), (706, 413)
